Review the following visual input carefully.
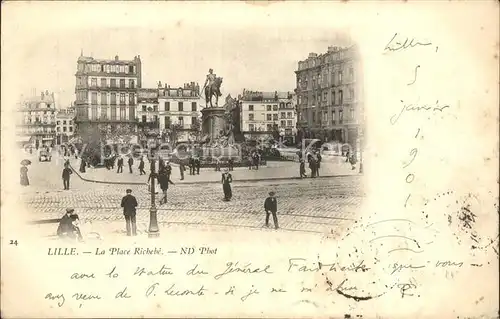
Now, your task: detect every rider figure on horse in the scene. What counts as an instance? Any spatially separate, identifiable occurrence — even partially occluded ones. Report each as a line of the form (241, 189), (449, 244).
(204, 68), (222, 97)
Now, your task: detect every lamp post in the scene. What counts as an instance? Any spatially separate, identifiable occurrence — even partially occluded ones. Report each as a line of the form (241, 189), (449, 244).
(148, 143), (160, 238)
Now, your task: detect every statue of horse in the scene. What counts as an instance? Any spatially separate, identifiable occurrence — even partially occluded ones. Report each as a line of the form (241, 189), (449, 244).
(205, 77), (223, 108)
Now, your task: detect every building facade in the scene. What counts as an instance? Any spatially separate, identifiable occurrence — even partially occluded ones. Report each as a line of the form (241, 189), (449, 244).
(16, 90), (57, 148)
(74, 53), (142, 141)
(157, 81), (203, 143)
(240, 90), (296, 141)
(294, 45), (362, 147)
(137, 88), (160, 133)
(55, 108), (75, 145)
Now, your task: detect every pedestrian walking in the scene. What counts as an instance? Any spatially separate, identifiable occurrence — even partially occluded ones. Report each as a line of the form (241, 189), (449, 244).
(117, 157), (124, 173)
(62, 163), (72, 190)
(157, 168), (174, 205)
(316, 152), (322, 176)
(189, 156), (195, 175)
(215, 158), (221, 172)
(299, 159), (307, 178)
(138, 157), (146, 175)
(128, 156), (134, 174)
(228, 158), (234, 171)
(221, 168), (233, 201)
(179, 162), (185, 180)
(309, 156), (317, 178)
(349, 154), (357, 170)
(264, 191), (279, 229)
(79, 158), (86, 173)
(165, 161), (173, 177)
(248, 154), (253, 170)
(121, 189), (138, 236)
(20, 164), (29, 186)
(195, 157), (200, 175)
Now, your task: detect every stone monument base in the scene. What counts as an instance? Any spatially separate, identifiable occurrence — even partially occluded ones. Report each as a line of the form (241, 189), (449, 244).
(201, 107), (226, 142)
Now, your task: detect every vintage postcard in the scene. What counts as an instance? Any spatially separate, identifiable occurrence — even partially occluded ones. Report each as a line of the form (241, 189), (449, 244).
(1, 1), (498, 318)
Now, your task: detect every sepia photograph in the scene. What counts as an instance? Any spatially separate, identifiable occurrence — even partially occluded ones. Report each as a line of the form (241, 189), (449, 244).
(1, 1), (498, 318)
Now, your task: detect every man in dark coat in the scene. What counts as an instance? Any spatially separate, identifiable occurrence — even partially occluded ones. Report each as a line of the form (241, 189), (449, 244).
(62, 163), (73, 190)
(194, 157), (200, 175)
(228, 158), (234, 171)
(221, 168), (233, 201)
(165, 161), (172, 178)
(138, 157), (146, 175)
(188, 156), (195, 175)
(128, 156), (134, 174)
(157, 168), (174, 205)
(316, 152), (322, 176)
(264, 191), (279, 229)
(179, 161), (185, 180)
(121, 189), (138, 236)
(117, 157), (124, 173)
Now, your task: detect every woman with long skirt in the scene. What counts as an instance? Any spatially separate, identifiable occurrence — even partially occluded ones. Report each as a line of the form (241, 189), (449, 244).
(221, 169), (233, 201)
(20, 165), (29, 186)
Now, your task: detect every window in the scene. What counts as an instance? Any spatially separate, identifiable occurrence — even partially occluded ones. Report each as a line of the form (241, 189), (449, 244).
(191, 102), (197, 111)
(331, 72), (336, 85)
(331, 91), (336, 105)
(249, 105), (254, 111)
(323, 111), (328, 123)
(178, 102), (183, 111)
(350, 108), (355, 120)
(153, 115), (158, 123)
(267, 124), (273, 131)
(101, 92), (107, 105)
(279, 102), (285, 109)
(153, 105), (158, 112)
(280, 112), (286, 119)
(249, 124), (255, 131)
(91, 92), (98, 104)
(69, 127), (73, 132)
(110, 79), (117, 88)
(129, 65), (134, 73)
(101, 78), (107, 87)
(338, 71), (343, 84)
(266, 114), (272, 121)
(165, 102), (170, 111)
(312, 111), (316, 123)
(273, 105), (278, 111)
(101, 106), (107, 119)
(287, 120), (293, 127)
(91, 105), (97, 120)
(178, 116), (184, 126)
(129, 105), (135, 120)
(120, 106), (126, 120)
(111, 106), (117, 120)
(339, 109), (343, 124)
(56, 121), (61, 125)
(110, 93), (117, 105)
(249, 114), (254, 121)
(350, 88), (355, 101)
(142, 105), (147, 112)
(266, 105), (272, 111)
(91, 78), (97, 87)
(63, 127), (67, 132)
(339, 90), (343, 105)
(63, 120), (67, 125)
(142, 115), (147, 123)
(287, 112), (292, 119)
(165, 116), (171, 127)
(129, 93), (135, 105)
(120, 79), (125, 88)
(349, 67), (354, 80)
(280, 120), (286, 127)
(191, 116), (197, 126)
(323, 91), (328, 101)
(120, 93), (126, 104)
(129, 79), (135, 89)
(56, 127), (61, 132)
(273, 114), (278, 121)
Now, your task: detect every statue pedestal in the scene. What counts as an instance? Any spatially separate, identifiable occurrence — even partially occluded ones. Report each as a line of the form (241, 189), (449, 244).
(201, 107), (226, 142)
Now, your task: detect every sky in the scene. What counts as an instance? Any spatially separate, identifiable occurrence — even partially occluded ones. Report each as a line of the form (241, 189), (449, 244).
(6, 22), (352, 109)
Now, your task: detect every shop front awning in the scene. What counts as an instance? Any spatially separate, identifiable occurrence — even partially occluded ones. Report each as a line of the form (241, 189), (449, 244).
(16, 136), (32, 143)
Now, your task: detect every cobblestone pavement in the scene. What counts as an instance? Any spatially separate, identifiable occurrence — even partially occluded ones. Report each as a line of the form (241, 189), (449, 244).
(18, 150), (364, 235)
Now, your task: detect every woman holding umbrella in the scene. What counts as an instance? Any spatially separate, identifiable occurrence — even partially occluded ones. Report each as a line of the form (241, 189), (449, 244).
(20, 159), (31, 186)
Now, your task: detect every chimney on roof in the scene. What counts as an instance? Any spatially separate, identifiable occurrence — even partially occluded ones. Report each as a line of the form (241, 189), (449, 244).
(115, 55), (119, 61)
(308, 53), (318, 58)
(41, 92), (44, 100)
(328, 46), (339, 53)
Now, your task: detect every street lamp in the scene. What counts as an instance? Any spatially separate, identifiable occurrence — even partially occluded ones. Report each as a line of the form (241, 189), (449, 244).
(148, 142), (160, 238)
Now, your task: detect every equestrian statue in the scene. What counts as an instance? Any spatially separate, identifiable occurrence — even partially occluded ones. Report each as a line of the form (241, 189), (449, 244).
(203, 68), (223, 108)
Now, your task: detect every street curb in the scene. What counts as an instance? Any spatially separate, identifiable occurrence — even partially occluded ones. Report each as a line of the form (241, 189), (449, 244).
(177, 173), (361, 185)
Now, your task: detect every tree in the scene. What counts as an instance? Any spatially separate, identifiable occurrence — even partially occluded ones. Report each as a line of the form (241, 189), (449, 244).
(189, 117), (201, 142)
(167, 123), (183, 145)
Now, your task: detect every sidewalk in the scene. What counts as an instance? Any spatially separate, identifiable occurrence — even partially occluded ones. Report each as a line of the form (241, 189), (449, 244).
(67, 157), (360, 185)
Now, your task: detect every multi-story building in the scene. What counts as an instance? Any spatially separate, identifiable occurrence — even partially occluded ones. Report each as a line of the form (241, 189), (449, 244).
(157, 81), (203, 143)
(74, 52), (142, 141)
(16, 90), (57, 148)
(137, 88), (159, 133)
(294, 45), (362, 147)
(240, 90), (296, 141)
(55, 108), (75, 145)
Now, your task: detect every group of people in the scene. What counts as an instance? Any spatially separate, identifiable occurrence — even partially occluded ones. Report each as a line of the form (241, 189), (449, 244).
(248, 151), (261, 170)
(299, 151), (322, 178)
